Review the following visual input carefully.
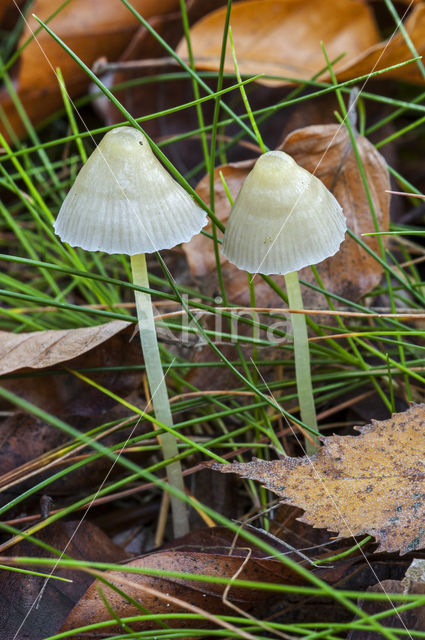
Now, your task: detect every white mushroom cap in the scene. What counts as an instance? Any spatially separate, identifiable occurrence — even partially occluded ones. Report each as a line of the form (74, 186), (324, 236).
(221, 150), (346, 275)
(54, 126), (208, 254)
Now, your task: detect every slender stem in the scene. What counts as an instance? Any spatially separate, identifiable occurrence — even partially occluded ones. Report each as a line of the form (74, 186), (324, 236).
(284, 271), (319, 453)
(130, 253), (189, 538)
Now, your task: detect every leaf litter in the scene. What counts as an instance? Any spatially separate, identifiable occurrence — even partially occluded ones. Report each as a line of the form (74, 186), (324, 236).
(176, 0), (380, 86)
(0, 320), (130, 376)
(0, 321), (143, 416)
(58, 525), (344, 635)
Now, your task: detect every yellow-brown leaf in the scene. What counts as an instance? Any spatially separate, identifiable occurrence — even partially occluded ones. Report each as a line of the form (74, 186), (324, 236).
(212, 405), (425, 554)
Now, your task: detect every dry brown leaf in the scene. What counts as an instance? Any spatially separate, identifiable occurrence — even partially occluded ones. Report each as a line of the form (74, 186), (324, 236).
(0, 0), (179, 139)
(0, 320), (130, 375)
(183, 124), (389, 306)
(176, 0), (380, 86)
(178, 1), (425, 87)
(280, 124), (389, 306)
(60, 528), (303, 634)
(0, 321), (145, 416)
(212, 404), (425, 555)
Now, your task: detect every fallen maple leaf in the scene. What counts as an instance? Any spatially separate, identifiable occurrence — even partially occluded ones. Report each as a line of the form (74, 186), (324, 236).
(212, 405), (425, 555)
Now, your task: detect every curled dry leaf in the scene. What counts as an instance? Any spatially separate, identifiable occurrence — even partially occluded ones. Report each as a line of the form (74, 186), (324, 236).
(0, 0), (179, 139)
(183, 124), (389, 306)
(212, 404), (425, 555)
(176, 0), (380, 86)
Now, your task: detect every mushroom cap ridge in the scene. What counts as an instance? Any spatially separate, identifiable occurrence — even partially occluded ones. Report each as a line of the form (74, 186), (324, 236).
(54, 126), (207, 255)
(221, 150), (346, 275)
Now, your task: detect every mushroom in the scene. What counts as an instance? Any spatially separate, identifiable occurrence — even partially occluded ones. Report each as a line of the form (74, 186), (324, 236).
(222, 150), (346, 450)
(55, 126), (207, 536)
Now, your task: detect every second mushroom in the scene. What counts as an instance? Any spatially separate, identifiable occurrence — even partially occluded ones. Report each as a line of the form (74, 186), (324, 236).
(222, 150), (346, 451)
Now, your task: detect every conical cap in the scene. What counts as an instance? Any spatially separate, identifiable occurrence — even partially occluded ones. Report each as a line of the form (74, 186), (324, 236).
(221, 151), (346, 274)
(54, 127), (207, 254)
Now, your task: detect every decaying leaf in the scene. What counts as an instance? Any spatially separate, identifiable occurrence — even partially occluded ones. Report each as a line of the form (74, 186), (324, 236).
(60, 527), (303, 634)
(337, 3), (425, 85)
(212, 405), (425, 555)
(183, 124), (389, 305)
(177, 0), (380, 86)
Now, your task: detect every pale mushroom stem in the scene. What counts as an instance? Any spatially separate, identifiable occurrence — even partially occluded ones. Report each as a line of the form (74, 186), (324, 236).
(131, 253), (189, 538)
(284, 270), (320, 454)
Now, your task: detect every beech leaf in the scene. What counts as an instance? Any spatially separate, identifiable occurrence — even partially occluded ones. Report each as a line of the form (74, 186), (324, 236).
(178, 0), (425, 87)
(212, 405), (425, 555)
